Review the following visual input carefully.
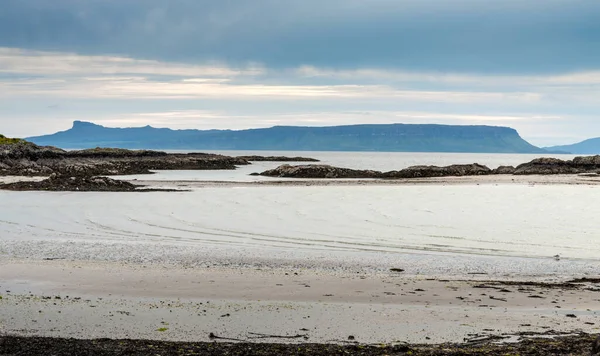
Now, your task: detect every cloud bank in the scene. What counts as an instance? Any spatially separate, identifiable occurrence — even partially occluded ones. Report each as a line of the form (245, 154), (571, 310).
(1, 1), (599, 146)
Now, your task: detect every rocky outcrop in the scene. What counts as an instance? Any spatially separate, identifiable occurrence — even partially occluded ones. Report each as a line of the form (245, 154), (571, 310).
(514, 156), (600, 175)
(258, 163), (491, 179)
(572, 155), (600, 166)
(237, 155), (319, 162)
(383, 164), (491, 178)
(66, 148), (168, 158)
(258, 164), (382, 178)
(0, 142), (250, 176)
(0, 141), (66, 160)
(0, 175), (140, 192)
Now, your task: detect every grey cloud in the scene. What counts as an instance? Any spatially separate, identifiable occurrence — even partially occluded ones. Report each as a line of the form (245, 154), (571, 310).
(1, 0), (599, 73)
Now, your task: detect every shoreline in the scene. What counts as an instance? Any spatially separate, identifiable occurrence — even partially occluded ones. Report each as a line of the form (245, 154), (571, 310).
(123, 173), (600, 188)
(4, 172), (600, 188)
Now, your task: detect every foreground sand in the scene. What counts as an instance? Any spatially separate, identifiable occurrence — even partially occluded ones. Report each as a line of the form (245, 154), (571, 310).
(2, 259), (599, 345)
(2, 174), (600, 354)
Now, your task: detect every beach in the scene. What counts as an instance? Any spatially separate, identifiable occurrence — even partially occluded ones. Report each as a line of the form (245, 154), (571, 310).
(2, 152), (600, 354)
(2, 258), (600, 343)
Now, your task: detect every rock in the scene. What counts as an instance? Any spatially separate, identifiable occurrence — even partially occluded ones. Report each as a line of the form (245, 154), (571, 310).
(259, 164), (382, 179)
(0, 175), (140, 192)
(0, 141), (65, 160)
(0, 141), (250, 177)
(514, 157), (577, 175)
(572, 155), (600, 166)
(592, 335), (600, 356)
(236, 155), (319, 162)
(67, 147), (167, 158)
(492, 165), (516, 174)
(384, 164), (491, 178)
(259, 163), (492, 179)
(514, 155), (600, 175)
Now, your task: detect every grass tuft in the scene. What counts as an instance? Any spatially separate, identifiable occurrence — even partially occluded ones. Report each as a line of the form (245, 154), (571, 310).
(0, 134), (26, 145)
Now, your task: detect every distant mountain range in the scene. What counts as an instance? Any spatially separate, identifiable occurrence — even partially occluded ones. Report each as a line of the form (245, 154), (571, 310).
(545, 138), (600, 154)
(27, 121), (549, 153)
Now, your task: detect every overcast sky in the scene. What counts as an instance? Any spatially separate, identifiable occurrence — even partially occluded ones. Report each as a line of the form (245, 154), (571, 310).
(2, 0), (600, 146)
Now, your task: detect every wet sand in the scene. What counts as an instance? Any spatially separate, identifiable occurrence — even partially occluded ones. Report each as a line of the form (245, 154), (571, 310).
(2, 259), (599, 345)
(4, 173), (600, 188)
(125, 173), (600, 189)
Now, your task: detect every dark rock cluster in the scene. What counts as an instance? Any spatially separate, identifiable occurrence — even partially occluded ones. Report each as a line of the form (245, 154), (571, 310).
(382, 164), (491, 178)
(514, 156), (600, 175)
(259, 163), (492, 179)
(1, 174), (140, 192)
(1, 334), (599, 356)
(259, 156), (600, 179)
(236, 156), (319, 162)
(491, 165), (517, 174)
(0, 142), (249, 177)
(258, 164), (382, 178)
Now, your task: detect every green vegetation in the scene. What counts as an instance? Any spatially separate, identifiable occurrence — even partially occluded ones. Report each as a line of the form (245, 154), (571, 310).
(156, 327), (169, 332)
(0, 134), (26, 145)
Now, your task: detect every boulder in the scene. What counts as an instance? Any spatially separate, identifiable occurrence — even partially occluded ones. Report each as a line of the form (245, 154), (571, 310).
(0, 175), (140, 192)
(491, 165), (516, 175)
(593, 335), (600, 356)
(259, 164), (382, 178)
(384, 164), (491, 178)
(513, 156), (600, 175)
(571, 155), (600, 167)
(237, 155), (319, 162)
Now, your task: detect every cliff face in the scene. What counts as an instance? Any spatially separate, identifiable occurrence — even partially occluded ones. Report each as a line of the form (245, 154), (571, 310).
(27, 121), (546, 153)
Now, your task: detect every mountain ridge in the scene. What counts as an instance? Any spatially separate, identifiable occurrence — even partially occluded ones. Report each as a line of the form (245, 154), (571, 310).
(545, 138), (600, 154)
(27, 121), (548, 153)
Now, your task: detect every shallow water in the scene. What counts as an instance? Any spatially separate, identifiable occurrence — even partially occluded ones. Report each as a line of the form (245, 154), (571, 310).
(116, 151), (578, 182)
(2, 184), (599, 260)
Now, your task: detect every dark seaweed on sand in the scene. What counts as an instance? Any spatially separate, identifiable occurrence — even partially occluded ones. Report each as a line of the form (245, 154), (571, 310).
(1, 334), (598, 356)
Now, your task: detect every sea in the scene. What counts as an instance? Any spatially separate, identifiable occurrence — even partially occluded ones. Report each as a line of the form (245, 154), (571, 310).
(3, 151), (600, 266)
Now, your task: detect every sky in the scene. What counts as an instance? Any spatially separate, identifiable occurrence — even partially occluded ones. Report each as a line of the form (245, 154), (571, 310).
(1, 0), (600, 146)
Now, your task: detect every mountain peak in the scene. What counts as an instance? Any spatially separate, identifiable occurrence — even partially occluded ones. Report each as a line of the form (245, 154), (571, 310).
(72, 121), (103, 129)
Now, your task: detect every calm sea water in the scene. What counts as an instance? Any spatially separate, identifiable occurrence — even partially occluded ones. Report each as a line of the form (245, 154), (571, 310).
(118, 151), (578, 182)
(2, 152), (597, 262)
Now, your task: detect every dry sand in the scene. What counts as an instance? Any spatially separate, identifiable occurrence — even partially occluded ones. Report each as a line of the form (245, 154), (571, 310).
(2, 259), (599, 344)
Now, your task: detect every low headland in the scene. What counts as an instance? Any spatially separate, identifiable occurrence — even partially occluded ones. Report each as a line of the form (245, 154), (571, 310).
(0, 139), (319, 191)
